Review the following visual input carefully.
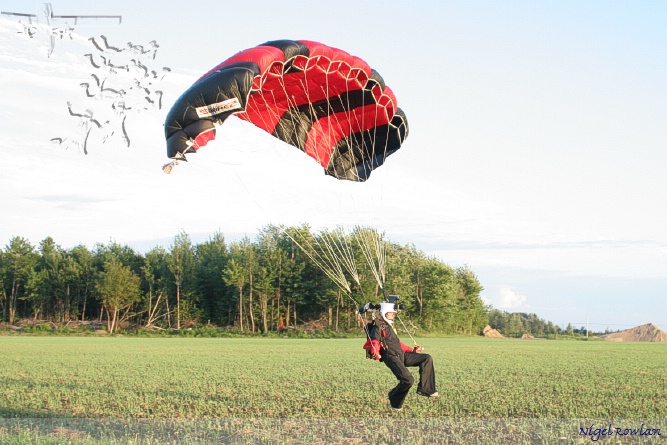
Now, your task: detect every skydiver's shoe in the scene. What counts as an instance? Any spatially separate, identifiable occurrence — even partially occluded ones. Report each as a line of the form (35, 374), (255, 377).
(391, 406), (403, 411)
(417, 390), (439, 398)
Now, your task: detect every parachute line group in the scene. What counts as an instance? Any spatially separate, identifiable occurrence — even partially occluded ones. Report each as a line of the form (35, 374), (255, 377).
(282, 225), (396, 343)
(282, 226), (388, 299)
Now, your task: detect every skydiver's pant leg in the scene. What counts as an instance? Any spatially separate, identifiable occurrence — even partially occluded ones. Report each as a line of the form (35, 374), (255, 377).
(404, 352), (437, 396)
(383, 356), (414, 409)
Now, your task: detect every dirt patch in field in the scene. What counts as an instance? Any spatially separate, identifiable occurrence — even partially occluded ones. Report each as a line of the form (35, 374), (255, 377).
(602, 323), (667, 342)
(51, 427), (88, 441)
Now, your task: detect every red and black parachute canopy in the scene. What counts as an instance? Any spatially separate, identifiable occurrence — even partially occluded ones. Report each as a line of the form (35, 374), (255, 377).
(164, 40), (408, 181)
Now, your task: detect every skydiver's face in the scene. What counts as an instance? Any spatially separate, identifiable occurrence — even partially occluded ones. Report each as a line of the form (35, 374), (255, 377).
(384, 312), (396, 321)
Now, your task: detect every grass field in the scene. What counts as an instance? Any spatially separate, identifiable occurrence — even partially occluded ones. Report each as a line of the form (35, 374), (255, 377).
(1, 336), (665, 444)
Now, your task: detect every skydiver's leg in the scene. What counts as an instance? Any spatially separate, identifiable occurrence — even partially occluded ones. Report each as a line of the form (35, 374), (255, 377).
(404, 352), (437, 396)
(384, 356), (414, 409)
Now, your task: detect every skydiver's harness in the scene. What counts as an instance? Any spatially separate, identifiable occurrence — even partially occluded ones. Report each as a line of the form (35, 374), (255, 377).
(362, 317), (389, 360)
(353, 292), (418, 361)
(362, 313), (418, 361)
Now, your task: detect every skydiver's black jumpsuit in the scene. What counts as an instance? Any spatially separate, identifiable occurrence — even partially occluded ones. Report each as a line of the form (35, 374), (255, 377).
(368, 318), (437, 409)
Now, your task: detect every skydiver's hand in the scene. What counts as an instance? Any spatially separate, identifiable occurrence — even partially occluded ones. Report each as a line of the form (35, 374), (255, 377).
(372, 352), (381, 361)
(413, 346), (423, 353)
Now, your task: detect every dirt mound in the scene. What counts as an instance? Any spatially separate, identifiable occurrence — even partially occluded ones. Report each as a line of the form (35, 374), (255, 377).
(521, 333), (535, 340)
(483, 325), (503, 338)
(603, 323), (667, 342)
(301, 316), (329, 334)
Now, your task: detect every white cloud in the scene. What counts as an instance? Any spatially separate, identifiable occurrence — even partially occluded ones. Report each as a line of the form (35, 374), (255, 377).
(492, 286), (527, 310)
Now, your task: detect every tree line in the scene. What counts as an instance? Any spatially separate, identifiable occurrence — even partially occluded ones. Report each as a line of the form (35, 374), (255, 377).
(0, 225), (488, 334)
(487, 309), (617, 338)
(487, 309), (561, 337)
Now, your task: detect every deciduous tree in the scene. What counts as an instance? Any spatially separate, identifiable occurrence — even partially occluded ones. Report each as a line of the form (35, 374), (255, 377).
(95, 257), (141, 333)
(167, 231), (195, 329)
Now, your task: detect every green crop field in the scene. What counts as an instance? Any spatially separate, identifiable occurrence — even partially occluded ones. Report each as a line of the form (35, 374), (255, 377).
(0, 336), (665, 444)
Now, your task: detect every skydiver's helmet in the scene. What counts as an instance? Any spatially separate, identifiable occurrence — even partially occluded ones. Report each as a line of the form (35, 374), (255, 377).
(379, 302), (397, 325)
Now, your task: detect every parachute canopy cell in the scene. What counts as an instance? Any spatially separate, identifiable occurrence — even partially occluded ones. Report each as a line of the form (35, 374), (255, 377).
(164, 40), (409, 181)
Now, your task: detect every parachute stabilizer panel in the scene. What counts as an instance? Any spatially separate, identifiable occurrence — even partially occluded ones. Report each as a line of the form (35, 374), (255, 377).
(164, 40), (409, 181)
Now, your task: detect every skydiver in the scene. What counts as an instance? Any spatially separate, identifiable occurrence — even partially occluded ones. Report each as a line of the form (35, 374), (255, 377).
(130, 58), (149, 77)
(100, 35), (123, 52)
(84, 53), (101, 69)
(89, 36), (105, 52)
(365, 300), (438, 411)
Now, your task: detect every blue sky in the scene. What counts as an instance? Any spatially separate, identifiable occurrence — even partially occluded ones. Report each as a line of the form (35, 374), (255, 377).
(1, 1), (665, 331)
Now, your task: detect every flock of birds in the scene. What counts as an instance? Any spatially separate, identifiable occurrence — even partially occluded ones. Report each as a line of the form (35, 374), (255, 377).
(4, 7), (171, 154)
(49, 34), (171, 154)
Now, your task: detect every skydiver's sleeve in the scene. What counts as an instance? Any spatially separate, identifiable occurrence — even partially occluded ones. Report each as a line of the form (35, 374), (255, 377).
(400, 342), (413, 353)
